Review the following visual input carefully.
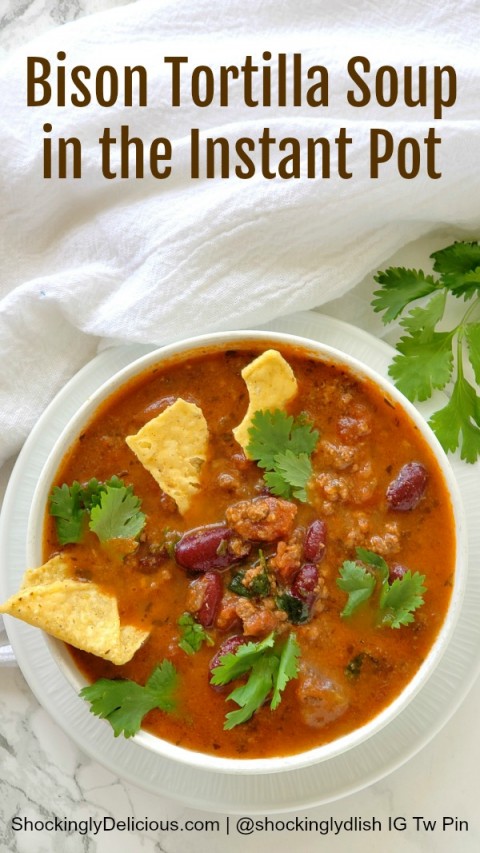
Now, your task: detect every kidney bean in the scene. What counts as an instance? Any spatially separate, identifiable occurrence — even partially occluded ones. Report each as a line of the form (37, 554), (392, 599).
(197, 572), (223, 628)
(291, 563), (319, 609)
(388, 562), (408, 583)
(304, 520), (327, 563)
(209, 635), (247, 686)
(175, 524), (239, 571)
(386, 462), (428, 511)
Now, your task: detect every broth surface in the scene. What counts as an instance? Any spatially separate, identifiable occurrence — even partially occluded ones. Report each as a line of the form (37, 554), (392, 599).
(44, 343), (456, 758)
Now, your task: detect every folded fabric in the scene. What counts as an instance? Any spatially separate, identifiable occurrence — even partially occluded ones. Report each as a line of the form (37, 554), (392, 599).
(0, 0), (479, 466)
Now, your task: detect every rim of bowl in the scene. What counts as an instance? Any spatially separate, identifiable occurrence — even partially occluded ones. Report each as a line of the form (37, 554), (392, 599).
(26, 329), (468, 775)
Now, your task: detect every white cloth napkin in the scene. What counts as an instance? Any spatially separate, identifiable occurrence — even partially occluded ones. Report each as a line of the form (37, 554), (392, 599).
(1, 0), (480, 467)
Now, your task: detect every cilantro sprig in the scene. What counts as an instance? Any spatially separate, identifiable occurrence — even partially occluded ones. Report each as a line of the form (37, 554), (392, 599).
(336, 548), (426, 629)
(247, 409), (319, 501)
(210, 632), (300, 729)
(229, 551), (271, 599)
(79, 660), (178, 737)
(49, 481), (86, 545)
(372, 240), (480, 462)
(336, 561), (376, 618)
(49, 476), (146, 545)
(89, 487), (145, 543)
(177, 613), (214, 655)
(229, 570), (271, 598)
(276, 592), (310, 624)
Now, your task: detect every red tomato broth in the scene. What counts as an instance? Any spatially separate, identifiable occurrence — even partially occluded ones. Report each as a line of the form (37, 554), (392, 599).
(43, 342), (456, 759)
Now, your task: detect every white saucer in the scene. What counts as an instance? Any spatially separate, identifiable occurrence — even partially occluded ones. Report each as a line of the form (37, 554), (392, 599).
(1, 311), (479, 813)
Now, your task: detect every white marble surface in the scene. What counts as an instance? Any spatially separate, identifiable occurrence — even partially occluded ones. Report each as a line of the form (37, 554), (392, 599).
(0, 3), (479, 852)
(0, 0), (136, 55)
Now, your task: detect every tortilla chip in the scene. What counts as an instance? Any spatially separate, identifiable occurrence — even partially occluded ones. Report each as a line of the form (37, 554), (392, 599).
(0, 556), (149, 665)
(114, 625), (151, 665)
(20, 553), (69, 588)
(126, 398), (208, 515)
(233, 350), (298, 454)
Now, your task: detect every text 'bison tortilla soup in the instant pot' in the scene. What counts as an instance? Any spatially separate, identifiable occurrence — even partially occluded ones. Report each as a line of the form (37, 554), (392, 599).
(0, 343), (456, 758)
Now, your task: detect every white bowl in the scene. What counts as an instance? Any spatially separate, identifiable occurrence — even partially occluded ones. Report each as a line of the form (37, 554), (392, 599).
(26, 330), (467, 775)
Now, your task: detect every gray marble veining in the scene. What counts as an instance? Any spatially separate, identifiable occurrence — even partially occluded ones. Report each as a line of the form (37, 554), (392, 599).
(0, 0), (136, 54)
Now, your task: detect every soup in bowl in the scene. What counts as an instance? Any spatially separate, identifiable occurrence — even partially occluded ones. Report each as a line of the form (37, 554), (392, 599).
(1, 331), (466, 773)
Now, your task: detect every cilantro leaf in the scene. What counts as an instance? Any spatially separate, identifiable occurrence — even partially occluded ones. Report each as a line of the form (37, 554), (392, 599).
(263, 469), (293, 499)
(371, 240), (480, 462)
(89, 484), (146, 542)
(79, 475), (125, 510)
(270, 450), (313, 502)
(288, 415), (319, 456)
(389, 330), (455, 401)
(247, 409), (294, 470)
(271, 633), (301, 710)
(443, 268), (480, 301)
(79, 660), (177, 737)
(432, 241), (480, 275)
(430, 240), (480, 299)
(372, 268), (437, 323)
(247, 409), (319, 502)
(399, 291), (446, 338)
(211, 632), (300, 729)
(465, 323), (480, 384)
(229, 565), (270, 599)
(224, 655), (278, 730)
(429, 372), (480, 463)
(387, 293), (453, 400)
(355, 547), (389, 583)
(210, 633), (276, 686)
(228, 572), (252, 597)
(337, 550), (427, 628)
(379, 571), (426, 629)
(49, 482), (86, 545)
(276, 592), (310, 624)
(177, 613), (214, 655)
(336, 560), (376, 617)
(249, 573), (271, 598)
(49, 476), (146, 544)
